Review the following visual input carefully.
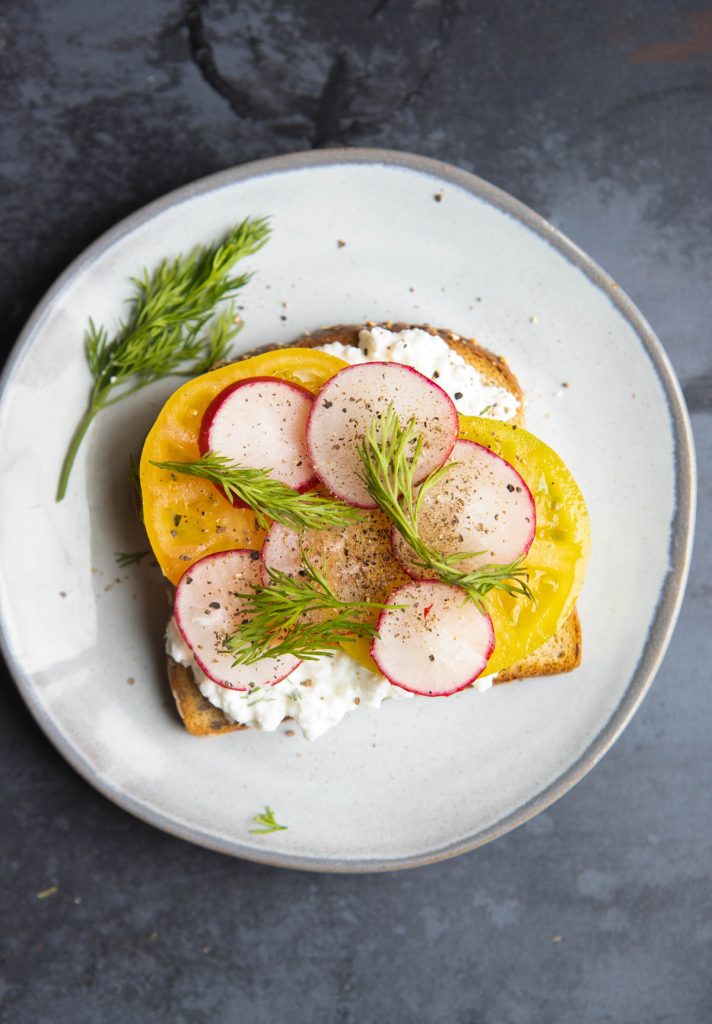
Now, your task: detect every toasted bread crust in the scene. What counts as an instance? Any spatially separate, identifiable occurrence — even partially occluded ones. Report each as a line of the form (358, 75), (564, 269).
(495, 608), (582, 683)
(167, 657), (246, 735)
(168, 323), (579, 735)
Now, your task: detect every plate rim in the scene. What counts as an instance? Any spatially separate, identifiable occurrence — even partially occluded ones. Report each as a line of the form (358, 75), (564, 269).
(0, 146), (696, 872)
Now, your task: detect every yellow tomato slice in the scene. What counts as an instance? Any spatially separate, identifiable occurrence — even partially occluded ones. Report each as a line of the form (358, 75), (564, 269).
(140, 348), (348, 584)
(457, 416), (590, 675)
(345, 416), (590, 677)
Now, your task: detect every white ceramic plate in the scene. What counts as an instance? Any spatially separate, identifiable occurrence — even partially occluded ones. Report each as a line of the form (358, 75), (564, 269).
(0, 150), (695, 871)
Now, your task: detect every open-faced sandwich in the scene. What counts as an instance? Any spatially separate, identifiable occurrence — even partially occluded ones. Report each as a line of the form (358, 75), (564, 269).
(140, 322), (590, 740)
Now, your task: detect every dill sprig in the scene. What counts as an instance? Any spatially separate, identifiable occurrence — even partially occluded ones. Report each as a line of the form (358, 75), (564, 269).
(249, 806), (287, 835)
(56, 217), (270, 501)
(150, 452), (362, 532)
(224, 553), (397, 664)
(358, 407), (533, 612)
(114, 549), (151, 568)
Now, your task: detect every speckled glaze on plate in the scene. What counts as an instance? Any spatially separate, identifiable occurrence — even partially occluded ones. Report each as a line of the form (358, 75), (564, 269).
(0, 149), (695, 871)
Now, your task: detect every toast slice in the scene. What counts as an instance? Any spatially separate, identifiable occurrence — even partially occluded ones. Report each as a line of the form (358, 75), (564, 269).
(167, 323), (581, 735)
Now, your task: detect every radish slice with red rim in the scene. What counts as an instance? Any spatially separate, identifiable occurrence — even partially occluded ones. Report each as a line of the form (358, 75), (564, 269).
(261, 513), (408, 604)
(391, 439), (536, 578)
(260, 522), (305, 584)
(199, 377), (317, 506)
(174, 549), (300, 690)
(370, 580), (494, 696)
(306, 362), (458, 508)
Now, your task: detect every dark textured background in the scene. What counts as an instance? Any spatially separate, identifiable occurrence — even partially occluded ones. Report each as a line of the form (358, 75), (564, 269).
(1, 3), (710, 1022)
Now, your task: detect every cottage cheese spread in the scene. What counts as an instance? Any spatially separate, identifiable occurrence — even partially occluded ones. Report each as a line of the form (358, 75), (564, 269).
(166, 618), (413, 740)
(318, 326), (519, 421)
(166, 326), (508, 739)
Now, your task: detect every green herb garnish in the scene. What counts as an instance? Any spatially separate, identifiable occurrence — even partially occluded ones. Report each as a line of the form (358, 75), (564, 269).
(249, 806), (288, 835)
(56, 217), (270, 501)
(150, 452), (362, 533)
(114, 550), (151, 568)
(358, 407), (533, 612)
(224, 551), (399, 664)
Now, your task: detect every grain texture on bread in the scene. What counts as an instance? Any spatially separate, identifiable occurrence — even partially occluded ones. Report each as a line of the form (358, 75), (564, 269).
(168, 658), (245, 735)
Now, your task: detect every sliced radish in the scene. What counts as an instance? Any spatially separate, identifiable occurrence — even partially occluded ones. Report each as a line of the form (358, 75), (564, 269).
(261, 512), (409, 605)
(199, 377), (317, 506)
(174, 549), (300, 690)
(306, 362), (458, 508)
(260, 522), (304, 584)
(370, 581), (494, 696)
(391, 440), (536, 577)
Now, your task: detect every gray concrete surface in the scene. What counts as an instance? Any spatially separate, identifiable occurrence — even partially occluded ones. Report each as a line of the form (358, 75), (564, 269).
(1, 2), (710, 1021)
